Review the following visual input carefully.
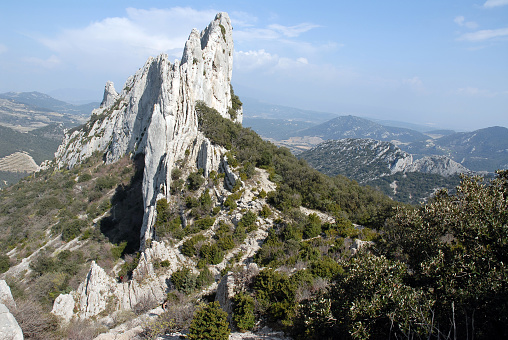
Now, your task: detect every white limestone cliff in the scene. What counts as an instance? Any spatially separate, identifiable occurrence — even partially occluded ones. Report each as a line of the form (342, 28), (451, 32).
(55, 12), (241, 248)
(405, 155), (471, 176)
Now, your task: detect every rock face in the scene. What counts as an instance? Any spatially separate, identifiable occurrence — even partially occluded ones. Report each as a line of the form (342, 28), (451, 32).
(0, 280), (22, 340)
(55, 12), (242, 247)
(51, 294), (75, 322)
(100, 81), (119, 108)
(0, 303), (23, 340)
(61, 239), (192, 320)
(0, 280), (15, 309)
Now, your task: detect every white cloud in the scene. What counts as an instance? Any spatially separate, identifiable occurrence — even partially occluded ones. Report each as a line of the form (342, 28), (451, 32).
(234, 22), (320, 42)
(0, 44), (7, 54)
(454, 16), (478, 29)
(483, 0), (508, 8)
(455, 87), (502, 97)
(234, 49), (312, 72)
(36, 7), (218, 72)
(267, 23), (321, 38)
(458, 27), (508, 41)
(24, 55), (61, 68)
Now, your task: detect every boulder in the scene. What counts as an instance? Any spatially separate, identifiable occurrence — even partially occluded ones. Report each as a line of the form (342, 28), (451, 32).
(51, 294), (75, 322)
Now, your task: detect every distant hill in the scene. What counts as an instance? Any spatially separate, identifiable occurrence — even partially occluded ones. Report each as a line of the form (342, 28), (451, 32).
(299, 138), (471, 204)
(0, 91), (97, 117)
(242, 97), (338, 123)
(0, 124), (66, 187)
(402, 126), (508, 172)
(296, 115), (428, 143)
(242, 118), (316, 140)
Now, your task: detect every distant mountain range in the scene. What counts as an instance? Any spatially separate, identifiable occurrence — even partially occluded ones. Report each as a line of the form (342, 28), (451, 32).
(0, 92), (98, 187)
(0, 91), (97, 117)
(295, 115), (428, 143)
(401, 126), (508, 172)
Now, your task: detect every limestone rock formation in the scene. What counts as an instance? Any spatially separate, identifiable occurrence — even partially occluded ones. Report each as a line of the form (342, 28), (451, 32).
(51, 294), (75, 322)
(0, 280), (15, 309)
(100, 81), (119, 108)
(55, 12), (241, 248)
(0, 303), (23, 340)
(405, 155), (471, 176)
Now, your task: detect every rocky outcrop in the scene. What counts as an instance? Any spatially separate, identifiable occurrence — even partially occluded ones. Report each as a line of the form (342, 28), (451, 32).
(100, 81), (119, 108)
(55, 12), (241, 247)
(0, 281), (22, 339)
(350, 239), (374, 255)
(405, 155), (471, 176)
(58, 239), (192, 320)
(0, 280), (15, 309)
(0, 303), (23, 340)
(216, 272), (236, 324)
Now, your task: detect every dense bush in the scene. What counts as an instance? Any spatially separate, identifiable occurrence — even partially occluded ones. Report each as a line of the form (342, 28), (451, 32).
(0, 254), (10, 273)
(232, 293), (255, 331)
(188, 301), (230, 340)
(171, 267), (197, 294)
(187, 170), (205, 191)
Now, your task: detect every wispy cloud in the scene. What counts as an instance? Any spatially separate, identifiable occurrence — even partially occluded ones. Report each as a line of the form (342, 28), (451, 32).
(24, 55), (61, 68)
(454, 16), (478, 29)
(268, 23), (321, 38)
(483, 0), (508, 8)
(458, 27), (508, 41)
(0, 44), (7, 54)
(234, 22), (320, 41)
(455, 86), (504, 97)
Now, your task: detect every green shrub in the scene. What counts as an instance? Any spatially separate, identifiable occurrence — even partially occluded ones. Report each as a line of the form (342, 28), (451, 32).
(187, 171), (205, 191)
(259, 204), (272, 218)
(171, 168), (182, 180)
(200, 243), (224, 265)
(0, 254), (10, 273)
(188, 301), (230, 340)
(196, 267), (214, 288)
(238, 210), (257, 233)
(78, 173), (93, 182)
(232, 293), (255, 331)
(181, 235), (205, 257)
(111, 241), (127, 260)
(61, 219), (87, 241)
(95, 175), (117, 191)
(171, 267), (197, 294)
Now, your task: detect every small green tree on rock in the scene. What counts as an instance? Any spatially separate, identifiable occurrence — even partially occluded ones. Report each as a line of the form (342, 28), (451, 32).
(188, 301), (230, 340)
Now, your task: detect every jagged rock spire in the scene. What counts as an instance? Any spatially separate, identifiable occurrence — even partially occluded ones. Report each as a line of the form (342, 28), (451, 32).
(55, 12), (241, 248)
(100, 81), (119, 108)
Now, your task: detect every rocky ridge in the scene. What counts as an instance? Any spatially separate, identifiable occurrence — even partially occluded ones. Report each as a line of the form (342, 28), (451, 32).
(300, 138), (470, 183)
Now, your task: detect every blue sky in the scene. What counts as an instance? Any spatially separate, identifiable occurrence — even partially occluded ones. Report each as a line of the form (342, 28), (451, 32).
(0, 1), (507, 131)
